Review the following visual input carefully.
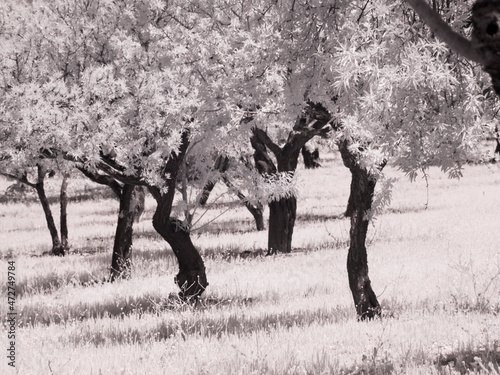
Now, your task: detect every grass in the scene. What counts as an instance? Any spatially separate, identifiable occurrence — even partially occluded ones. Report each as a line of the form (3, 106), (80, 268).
(1, 153), (500, 374)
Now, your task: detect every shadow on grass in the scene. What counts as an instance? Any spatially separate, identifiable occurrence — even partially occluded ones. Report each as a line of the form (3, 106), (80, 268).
(17, 293), (257, 328)
(0, 185), (118, 205)
(436, 345), (500, 374)
(386, 205), (429, 215)
(65, 302), (353, 347)
(296, 212), (346, 223)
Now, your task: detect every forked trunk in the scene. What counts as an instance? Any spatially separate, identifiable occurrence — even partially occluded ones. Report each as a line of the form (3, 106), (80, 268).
(110, 184), (136, 281)
(267, 196), (296, 255)
(34, 167), (64, 256)
(339, 140), (381, 320)
(251, 103), (332, 255)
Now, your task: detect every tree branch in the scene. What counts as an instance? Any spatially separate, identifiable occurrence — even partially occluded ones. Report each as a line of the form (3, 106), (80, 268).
(252, 127), (282, 157)
(76, 166), (123, 199)
(0, 171), (36, 188)
(404, 0), (484, 64)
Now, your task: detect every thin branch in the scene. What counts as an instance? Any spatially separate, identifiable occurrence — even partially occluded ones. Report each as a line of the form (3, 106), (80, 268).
(0, 171), (36, 188)
(357, 0), (371, 23)
(76, 166), (123, 199)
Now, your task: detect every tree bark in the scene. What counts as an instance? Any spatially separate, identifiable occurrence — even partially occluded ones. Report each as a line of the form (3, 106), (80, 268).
(59, 174), (69, 251)
(131, 185), (145, 223)
(34, 166), (64, 256)
(153, 218), (208, 299)
(338, 140), (381, 320)
(345, 182), (355, 218)
(110, 184), (136, 281)
(149, 131), (208, 299)
(268, 196), (297, 254)
(301, 145), (320, 169)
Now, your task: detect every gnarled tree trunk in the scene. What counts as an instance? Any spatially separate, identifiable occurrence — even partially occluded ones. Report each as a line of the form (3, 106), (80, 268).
(251, 103), (332, 255)
(339, 140), (382, 320)
(153, 217), (208, 298)
(149, 131), (208, 299)
(251, 131), (298, 254)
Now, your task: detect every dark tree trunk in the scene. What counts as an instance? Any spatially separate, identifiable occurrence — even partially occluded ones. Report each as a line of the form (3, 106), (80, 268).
(345, 182), (355, 218)
(60, 174), (69, 251)
(110, 184), (136, 281)
(339, 140), (381, 320)
(268, 196), (296, 254)
(198, 180), (216, 206)
(153, 218), (208, 299)
(301, 145), (320, 169)
(34, 166), (64, 256)
(149, 131), (208, 299)
(222, 176), (266, 231)
(247, 201), (265, 231)
(199, 156), (230, 206)
(250, 102), (331, 254)
(131, 185), (145, 223)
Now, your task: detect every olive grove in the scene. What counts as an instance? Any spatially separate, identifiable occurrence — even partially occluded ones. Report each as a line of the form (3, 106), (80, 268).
(0, 0), (497, 317)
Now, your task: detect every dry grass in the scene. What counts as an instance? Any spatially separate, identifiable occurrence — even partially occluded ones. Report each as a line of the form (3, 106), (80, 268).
(1, 153), (500, 374)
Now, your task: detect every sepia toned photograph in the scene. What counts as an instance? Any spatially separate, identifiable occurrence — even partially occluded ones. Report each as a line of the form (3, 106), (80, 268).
(1, 0), (500, 373)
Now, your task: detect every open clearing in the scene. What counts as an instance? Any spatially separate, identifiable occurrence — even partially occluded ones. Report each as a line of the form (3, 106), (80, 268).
(1, 154), (500, 374)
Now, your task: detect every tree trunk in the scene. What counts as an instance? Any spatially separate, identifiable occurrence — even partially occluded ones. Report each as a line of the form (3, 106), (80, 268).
(149, 131), (208, 299)
(345, 181), (355, 218)
(222, 176), (266, 231)
(247, 201), (265, 231)
(301, 145), (320, 169)
(251, 103), (332, 254)
(34, 166), (64, 256)
(339, 140), (381, 320)
(153, 218), (208, 299)
(199, 155), (230, 206)
(132, 185), (145, 223)
(110, 184), (136, 281)
(59, 174), (69, 251)
(198, 180), (216, 206)
(268, 196), (296, 255)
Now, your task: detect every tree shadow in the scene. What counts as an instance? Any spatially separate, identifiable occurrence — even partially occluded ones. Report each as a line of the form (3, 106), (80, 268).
(0, 185), (117, 204)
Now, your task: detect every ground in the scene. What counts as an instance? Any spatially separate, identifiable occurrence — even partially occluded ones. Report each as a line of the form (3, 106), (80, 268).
(0, 153), (499, 374)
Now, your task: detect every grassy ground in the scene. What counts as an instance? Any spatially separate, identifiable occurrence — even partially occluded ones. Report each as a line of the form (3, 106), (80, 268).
(1, 153), (500, 374)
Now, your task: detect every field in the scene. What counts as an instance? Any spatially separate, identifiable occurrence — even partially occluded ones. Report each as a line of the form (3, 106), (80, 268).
(1, 153), (500, 374)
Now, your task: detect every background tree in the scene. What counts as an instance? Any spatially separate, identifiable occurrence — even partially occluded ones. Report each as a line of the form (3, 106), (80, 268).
(77, 166), (145, 281)
(0, 164), (69, 256)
